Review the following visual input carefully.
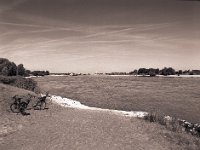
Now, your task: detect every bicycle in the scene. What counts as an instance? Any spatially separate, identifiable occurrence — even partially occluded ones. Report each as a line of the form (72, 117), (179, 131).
(33, 92), (50, 110)
(10, 94), (33, 115)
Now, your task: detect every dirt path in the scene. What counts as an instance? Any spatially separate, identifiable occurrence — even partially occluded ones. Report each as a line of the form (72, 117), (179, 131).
(1, 104), (199, 150)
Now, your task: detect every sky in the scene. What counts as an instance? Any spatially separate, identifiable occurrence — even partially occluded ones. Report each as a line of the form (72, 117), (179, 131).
(0, 0), (199, 73)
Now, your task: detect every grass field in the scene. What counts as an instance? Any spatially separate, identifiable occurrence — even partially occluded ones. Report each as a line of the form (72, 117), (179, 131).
(35, 75), (200, 124)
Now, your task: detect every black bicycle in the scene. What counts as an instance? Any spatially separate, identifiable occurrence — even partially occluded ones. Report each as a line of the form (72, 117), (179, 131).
(33, 92), (49, 110)
(10, 94), (33, 115)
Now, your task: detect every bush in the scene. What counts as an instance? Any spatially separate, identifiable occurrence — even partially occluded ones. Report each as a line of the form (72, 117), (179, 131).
(0, 75), (38, 92)
(144, 112), (183, 132)
(144, 111), (167, 125)
(0, 75), (16, 84)
(144, 111), (200, 137)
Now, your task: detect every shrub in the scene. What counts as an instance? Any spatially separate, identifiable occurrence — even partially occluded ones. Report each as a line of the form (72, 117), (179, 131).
(0, 75), (38, 92)
(144, 111), (200, 137)
(144, 111), (166, 125)
(0, 75), (16, 84)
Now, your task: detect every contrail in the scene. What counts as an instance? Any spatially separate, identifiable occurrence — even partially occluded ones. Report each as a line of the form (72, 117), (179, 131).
(0, 28), (75, 38)
(0, 22), (52, 29)
(36, 22), (175, 45)
(0, 21), (83, 32)
(84, 22), (174, 38)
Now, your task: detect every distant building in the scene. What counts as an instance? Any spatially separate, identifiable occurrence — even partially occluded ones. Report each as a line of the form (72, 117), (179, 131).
(70, 72), (78, 76)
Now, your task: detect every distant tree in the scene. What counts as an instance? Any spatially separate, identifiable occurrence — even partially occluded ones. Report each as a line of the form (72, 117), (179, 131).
(31, 70), (50, 76)
(160, 67), (175, 76)
(0, 58), (49, 77)
(167, 67), (175, 75)
(0, 58), (17, 76)
(24, 70), (31, 77)
(160, 67), (167, 76)
(149, 68), (156, 76)
(129, 69), (138, 75)
(17, 64), (26, 76)
(155, 68), (159, 74)
(176, 70), (183, 76)
(45, 71), (50, 75)
(138, 68), (149, 75)
(137, 68), (161, 76)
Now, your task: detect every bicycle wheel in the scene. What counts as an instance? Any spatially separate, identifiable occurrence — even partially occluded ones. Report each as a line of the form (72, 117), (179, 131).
(40, 102), (46, 110)
(20, 102), (28, 109)
(33, 101), (46, 110)
(33, 101), (39, 110)
(10, 103), (20, 113)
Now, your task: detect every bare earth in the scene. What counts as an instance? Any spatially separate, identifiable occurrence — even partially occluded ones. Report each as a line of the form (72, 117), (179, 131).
(1, 104), (200, 150)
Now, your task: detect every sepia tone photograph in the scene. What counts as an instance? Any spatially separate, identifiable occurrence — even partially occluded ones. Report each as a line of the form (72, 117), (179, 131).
(0, 0), (200, 149)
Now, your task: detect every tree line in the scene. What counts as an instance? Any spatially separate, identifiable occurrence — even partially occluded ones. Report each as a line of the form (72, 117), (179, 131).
(129, 67), (200, 76)
(0, 58), (50, 77)
(104, 68), (200, 76)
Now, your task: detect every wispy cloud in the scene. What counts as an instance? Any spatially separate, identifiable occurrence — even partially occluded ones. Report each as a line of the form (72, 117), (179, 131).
(84, 22), (174, 38)
(31, 22), (175, 46)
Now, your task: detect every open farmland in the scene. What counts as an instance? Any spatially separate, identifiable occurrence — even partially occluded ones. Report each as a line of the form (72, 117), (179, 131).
(35, 75), (200, 124)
